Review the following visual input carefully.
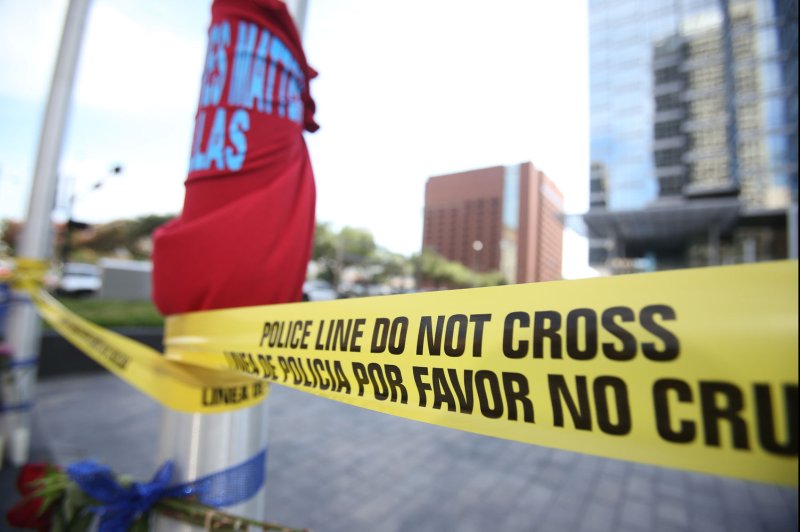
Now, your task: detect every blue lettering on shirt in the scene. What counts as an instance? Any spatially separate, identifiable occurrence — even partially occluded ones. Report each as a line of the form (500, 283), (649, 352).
(199, 21), (230, 108)
(190, 19), (310, 175)
(226, 110), (250, 171)
(287, 78), (302, 123)
(229, 21), (258, 107)
(248, 29), (271, 112)
(264, 37), (281, 114)
(189, 111), (207, 171)
(227, 21), (305, 122)
(206, 107), (227, 170)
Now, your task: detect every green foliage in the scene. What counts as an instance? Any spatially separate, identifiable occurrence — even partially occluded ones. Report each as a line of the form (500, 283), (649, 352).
(370, 248), (412, 283)
(77, 214), (175, 260)
(3, 215), (508, 295)
(56, 298), (164, 328)
(2, 214), (176, 262)
(51, 480), (96, 532)
(413, 248), (507, 289)
(81, 221), (128, 254)
(1, 219), (21, 255)
(312, 221), (337, 261)
(312, 222), (378, 284)
(126, 214), (174, 242)
(310, 221), (506, 291)
(338, 226), (376, 264)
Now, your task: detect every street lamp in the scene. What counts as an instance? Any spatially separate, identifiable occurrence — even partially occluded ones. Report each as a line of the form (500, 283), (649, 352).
(60, 164), (123, 264)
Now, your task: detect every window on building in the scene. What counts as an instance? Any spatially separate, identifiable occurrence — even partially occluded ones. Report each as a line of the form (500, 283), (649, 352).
(656, 92), (683, 110)
(655, 120), (683, 138)
(655, 148), (685, 166)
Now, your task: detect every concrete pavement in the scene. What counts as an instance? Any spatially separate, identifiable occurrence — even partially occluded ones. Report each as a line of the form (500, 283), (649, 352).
(2, 372), (797, 531)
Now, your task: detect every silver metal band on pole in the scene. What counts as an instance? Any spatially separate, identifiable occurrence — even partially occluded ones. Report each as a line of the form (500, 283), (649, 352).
(3, 0), (92, 466)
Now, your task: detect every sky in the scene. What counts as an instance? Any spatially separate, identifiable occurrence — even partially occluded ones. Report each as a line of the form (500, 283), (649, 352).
(0, 0), (594, 278)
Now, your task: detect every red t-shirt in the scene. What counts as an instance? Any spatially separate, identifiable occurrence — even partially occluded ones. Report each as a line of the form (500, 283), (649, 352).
(152, 0), (318, 315)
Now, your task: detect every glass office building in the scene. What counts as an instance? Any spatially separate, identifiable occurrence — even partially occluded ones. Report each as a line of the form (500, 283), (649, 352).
(585, 0), (798, 273)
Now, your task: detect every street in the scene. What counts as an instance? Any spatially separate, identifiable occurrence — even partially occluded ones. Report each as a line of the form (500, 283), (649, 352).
(2, 372), (797, 532)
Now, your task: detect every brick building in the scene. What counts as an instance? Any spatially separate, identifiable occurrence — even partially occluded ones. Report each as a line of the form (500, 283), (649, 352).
(422, 162), (564, 283)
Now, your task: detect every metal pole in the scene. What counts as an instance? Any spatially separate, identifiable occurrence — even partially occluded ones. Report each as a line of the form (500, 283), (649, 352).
(287, 0), (310, 38)
(3, 0), (91, 466)
(60, 190), (76, 265)
(154, 2), (310, 528)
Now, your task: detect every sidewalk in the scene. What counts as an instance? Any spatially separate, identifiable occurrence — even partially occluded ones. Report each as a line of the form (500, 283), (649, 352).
(2, 372), (798, 532)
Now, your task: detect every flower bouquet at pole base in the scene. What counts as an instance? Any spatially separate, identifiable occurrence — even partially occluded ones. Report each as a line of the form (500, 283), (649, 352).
(5, 461), (310, 531)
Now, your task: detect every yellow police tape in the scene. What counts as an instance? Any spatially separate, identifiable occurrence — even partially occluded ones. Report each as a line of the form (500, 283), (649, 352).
(10, 259), (798, 485)
(6, 258), (266, 413)
(29, 289), (267, 413)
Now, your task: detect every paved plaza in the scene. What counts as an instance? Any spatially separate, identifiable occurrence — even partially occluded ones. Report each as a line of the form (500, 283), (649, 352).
(2, 372), (798, 531)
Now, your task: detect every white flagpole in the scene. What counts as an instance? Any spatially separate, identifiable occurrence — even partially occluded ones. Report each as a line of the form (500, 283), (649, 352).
(3, 0), (92, 466)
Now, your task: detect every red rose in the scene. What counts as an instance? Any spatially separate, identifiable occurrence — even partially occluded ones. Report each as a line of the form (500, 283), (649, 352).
(16, 463), (51, 495)
(6, 463), (58, 531)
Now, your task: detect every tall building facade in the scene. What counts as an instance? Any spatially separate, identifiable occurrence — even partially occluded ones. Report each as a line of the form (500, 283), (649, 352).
(585, 0), (798, 274)
(422, 163), (563, 283)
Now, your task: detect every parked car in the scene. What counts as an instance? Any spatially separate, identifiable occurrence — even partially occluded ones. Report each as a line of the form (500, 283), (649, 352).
(57, 262), (102, 296)
(302, 279), (338, 301)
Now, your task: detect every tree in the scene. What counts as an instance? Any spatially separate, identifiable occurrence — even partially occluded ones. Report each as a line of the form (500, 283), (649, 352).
(413, 249), (506, 289)
(312, 222), (338, 282)
(127, 214), (174, 242)
(312, 223), (377, 286)
(80, 221), (128, 255)
(312, 221), (337, 262)
(62, 214), (176, 261)
(370, 248), (411, 283)
(338, 226), (376, 267)
(125, 214), (175, 259)
(0, 220), (22, 255)
(0, 215), (177, 263)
